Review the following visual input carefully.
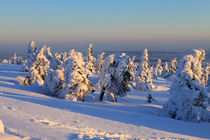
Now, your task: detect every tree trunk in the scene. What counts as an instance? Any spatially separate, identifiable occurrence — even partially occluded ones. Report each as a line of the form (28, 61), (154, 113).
(99, 87), (105, 101)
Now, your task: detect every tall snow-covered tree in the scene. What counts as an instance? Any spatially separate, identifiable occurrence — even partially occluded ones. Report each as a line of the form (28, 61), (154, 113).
(24, 41), (38, 71)
(128, 56), (137, 81)
(136, 49), (154, 91)
(18, 45), (50, 86)
(135, 49), (154, 103)
(98, 53), (132, 102)
(95, 52), (105, 73)
(163, 49), (210, 122)
(153, 59), (163, 79)
(58, 51), (94, 101)
(86, 43), (96, 74)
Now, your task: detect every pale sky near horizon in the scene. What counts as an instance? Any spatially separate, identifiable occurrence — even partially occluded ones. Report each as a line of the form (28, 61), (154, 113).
(0, 0), (210, 55)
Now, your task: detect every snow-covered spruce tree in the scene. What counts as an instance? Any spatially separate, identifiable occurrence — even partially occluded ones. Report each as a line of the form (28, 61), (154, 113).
(136, 49), (154, 90)
(50, 52), (67, 70)
(58, 51), (94, 101)
(153, 59), (163, 79)
(10, 53), (17, 64)
(162, 62), (171, 78)
(98, 53), (132, 102)
(24, 41), (38, 71)
(163, 49), (210, 122)
(44, 68), (65, 96)
(18, 45), (50, 86)
(128, 56), (137, 81)
(169, 58), (178, 74)
(135, 49), (154, 103)
(202, 63), (210, 87)
(86, 43), (96, 74)
(9, 53), (25, 65)
(95, 52), (105, 73)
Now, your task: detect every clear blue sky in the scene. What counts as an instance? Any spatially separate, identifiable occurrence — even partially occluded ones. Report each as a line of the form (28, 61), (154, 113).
(0, 0), (210, 56)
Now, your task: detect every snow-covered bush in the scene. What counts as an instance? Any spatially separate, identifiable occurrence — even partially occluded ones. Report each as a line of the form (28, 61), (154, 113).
(86, 43), (96, 74)
(98, 53), (132, 102)
(153, 59), (163, 79)
(58, 50), (94, 101)
(18, 45), (50, 86)
(95, 52), (105, 73)
(136, 49), (154, 91)
(163, 49), (210, 122)
(1, 59), (8, 63)
(44, 68), (65, 96)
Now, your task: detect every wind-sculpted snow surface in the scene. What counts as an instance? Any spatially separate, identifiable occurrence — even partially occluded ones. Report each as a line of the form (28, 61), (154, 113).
(0, 63), (210, 139)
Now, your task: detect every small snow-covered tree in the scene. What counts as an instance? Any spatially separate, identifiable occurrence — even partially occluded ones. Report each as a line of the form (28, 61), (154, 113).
(169, 58), (178, 74)
(86, 43), (96, 74)
(98, 53), (132, 102)
(10, 53), (17, 64)
(163, 49), (210, 122)
(162, 62), (171, 78)
(95, 52), (105, 73)
(18, 45), (50, 86)
(153, 59), (163, 79)
(9, 53), (25, 65)
(58, 51), (94, 101)
(44, 68), (65, 96)
(202, 63), (210, 87)
(128, 56), (137, 81)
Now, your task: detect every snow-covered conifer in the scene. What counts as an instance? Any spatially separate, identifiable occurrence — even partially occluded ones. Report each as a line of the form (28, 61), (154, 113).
(202, 63), (210, 87)
(18, 45), (50, 86)
(162, 62), (171, 78)
(86, 43), (96, 74)
(9, 53), (25, 65)
(10, 53), (17, 64)
(95, 52), (105, 73)
(98, 53), (132, 102)
(169, 58), (178, 74)
(25, 41), (38, 69)
(58, 51), (94, 101)
(136, 49), (154, 91)
(163, 49), (210, 122)
(44, 68), (65, 96)
(128, 56), (137, 81)
(135, 49), (154, 102)
(153, 59), (163, 79)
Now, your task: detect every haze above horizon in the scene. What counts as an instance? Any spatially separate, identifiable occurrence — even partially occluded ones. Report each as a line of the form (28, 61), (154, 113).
(0, 0), (210, 54)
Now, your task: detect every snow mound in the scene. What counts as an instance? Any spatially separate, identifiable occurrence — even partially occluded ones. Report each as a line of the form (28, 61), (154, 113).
(0, 120), (5, 133)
